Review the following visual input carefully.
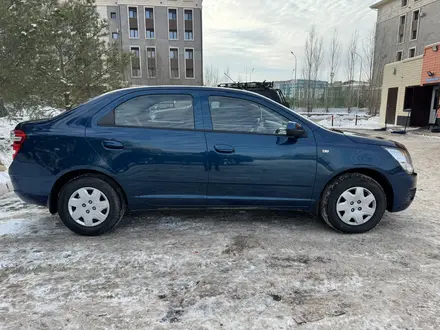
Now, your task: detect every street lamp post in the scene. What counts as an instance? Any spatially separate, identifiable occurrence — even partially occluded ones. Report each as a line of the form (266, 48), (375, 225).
(329, 71), (335, 111)
(354, 52), (363, 110)
(290, 51), (297, 109)
(250, 68), (254, 82)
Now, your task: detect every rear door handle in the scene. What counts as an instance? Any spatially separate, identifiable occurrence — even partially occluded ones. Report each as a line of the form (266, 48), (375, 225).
(102, 140), (124, 150)
(214, 144), (235, 154)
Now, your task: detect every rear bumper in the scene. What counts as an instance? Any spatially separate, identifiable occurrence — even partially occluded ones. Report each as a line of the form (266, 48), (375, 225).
(390, 172), (417, 212)
(9, 162), (54, 208)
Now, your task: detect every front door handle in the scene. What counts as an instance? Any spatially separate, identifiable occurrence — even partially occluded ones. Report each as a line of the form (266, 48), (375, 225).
(102, 140), (124, 150)
(214, 144), (235, 154)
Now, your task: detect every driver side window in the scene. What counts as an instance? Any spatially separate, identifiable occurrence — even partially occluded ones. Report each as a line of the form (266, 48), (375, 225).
(208, 96), (288, 134)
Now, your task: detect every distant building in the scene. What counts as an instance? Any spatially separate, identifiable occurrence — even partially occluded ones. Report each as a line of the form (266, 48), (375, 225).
(95, 0), (203, 86)
(371, 0), (440, 126)
(274, 79), (328, 100)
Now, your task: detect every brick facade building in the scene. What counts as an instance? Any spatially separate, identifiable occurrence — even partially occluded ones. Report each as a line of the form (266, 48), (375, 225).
(380, 42), (440, 126)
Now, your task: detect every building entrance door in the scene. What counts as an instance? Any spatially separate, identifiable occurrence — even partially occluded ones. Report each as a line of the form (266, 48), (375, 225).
(386, 88), (398, 125)
(429, 86), (440, 125)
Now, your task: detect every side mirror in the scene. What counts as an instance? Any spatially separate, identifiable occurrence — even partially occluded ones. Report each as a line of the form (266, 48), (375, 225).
(286, 121), (305, 138)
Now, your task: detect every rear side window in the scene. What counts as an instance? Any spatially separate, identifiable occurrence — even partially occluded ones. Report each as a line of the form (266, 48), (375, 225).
(99, 94), (194, 129)
(208, 96), (288, 134)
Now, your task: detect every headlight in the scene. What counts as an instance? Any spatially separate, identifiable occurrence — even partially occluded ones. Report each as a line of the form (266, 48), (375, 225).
(384, 147), (414, 174)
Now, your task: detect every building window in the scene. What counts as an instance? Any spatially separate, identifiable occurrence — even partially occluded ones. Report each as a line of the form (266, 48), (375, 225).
(131, 47), (141, 78)
(112, 32), (118, 39)
(147, 47), (156, 78)
(146, 30), (155, 39)
(144, 8), (155, 39)
(184, 10), (193, 21)
(411, 10), (420, 40)
(145, 8), (153, 19)
(184, 9), (194, 40)
(398, 14), (406, 44)
(168, 31), (177, 40)
(129, 7), (137, 18)
(168, 8), (178, 40)
(110, 12), (117, 19)
(185, 49), (194, 79)
(396, 50), (403, 61)
(128, 7), (139, 39)
(170, 48), (179, 79)
(168, 9), (177, 20)
(401, 0), (408, 6)
(409, 47), (416, 58)
(185, 49), (193, 60)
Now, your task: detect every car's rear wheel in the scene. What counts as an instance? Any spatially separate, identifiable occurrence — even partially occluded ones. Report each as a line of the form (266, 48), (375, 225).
(58, 175), (125, 236)
(320, 173), (387, 234)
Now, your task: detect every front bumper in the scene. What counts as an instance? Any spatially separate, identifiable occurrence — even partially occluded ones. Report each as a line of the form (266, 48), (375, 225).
(390, 172), (417, 212)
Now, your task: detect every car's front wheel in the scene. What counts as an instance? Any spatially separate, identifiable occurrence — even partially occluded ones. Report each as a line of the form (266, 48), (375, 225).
(320, 173), (387, 234)
(58, 175), (125, 236)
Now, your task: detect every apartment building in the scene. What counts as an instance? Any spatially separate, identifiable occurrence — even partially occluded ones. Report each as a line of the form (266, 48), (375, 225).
(371, 0), (440, 126)
(96, 0), (203, 86)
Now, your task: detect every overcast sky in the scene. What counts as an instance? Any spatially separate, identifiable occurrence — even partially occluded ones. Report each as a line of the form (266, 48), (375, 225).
(203, 0), (379, 83)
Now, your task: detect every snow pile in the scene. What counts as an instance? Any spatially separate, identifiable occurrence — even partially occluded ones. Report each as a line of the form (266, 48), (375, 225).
(0, 107), (61, 168)
(0, 172), (12, 197)
(0, 118), (18, 168)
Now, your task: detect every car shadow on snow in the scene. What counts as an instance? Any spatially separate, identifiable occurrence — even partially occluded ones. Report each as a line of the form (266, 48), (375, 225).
(117, 209), (329, 232)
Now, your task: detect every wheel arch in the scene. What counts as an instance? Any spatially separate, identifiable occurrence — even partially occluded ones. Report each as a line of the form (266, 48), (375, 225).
(318, 168), (394, 212)
(49, 169), (128, 214)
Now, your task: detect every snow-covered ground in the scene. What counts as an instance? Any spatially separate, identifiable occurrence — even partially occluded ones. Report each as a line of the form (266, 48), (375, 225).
(1, 131), (440, 329)
(317, 115), (383, 130)
(295, 108), (387, 130)
(296, 107), (368, 115)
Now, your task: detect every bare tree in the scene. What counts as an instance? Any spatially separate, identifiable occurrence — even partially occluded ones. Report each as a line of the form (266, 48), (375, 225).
(302, 25), (324, 113)
(311, 36), (324, 110)
(204, 66), (219, 87)
(327, 29), (341, 111)
(345, 31), (358, 112)
(303, 26), (315, 112)
(363, 27), (376, 115)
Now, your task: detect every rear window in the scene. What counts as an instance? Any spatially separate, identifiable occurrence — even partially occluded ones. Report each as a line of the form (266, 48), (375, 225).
(99, 94), (195, 130)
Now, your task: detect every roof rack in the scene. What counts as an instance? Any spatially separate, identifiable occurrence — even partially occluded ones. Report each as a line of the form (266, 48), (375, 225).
(218, 81), (274, 89)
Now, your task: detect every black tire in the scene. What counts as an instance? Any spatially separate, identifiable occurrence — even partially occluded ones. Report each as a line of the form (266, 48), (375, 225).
(320, 173), (387, 234)
(58, 175), (125, 236)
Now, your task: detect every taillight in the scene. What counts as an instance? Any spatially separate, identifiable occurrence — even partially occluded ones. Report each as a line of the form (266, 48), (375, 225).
(11, 130), (26, 159)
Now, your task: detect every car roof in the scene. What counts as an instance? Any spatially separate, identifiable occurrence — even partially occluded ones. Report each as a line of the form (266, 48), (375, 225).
(105, 85), (265, 98)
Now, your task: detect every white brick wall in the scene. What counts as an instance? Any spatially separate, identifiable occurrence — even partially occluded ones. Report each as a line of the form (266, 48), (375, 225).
(380, 56), (423, 124)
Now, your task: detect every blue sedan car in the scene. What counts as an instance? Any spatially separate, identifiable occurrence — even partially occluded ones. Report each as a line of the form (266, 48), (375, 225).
(9, 87), (417, 235)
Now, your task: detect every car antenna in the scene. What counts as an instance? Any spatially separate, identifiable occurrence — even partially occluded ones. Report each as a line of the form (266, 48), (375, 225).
(224, 73), (236, 83)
